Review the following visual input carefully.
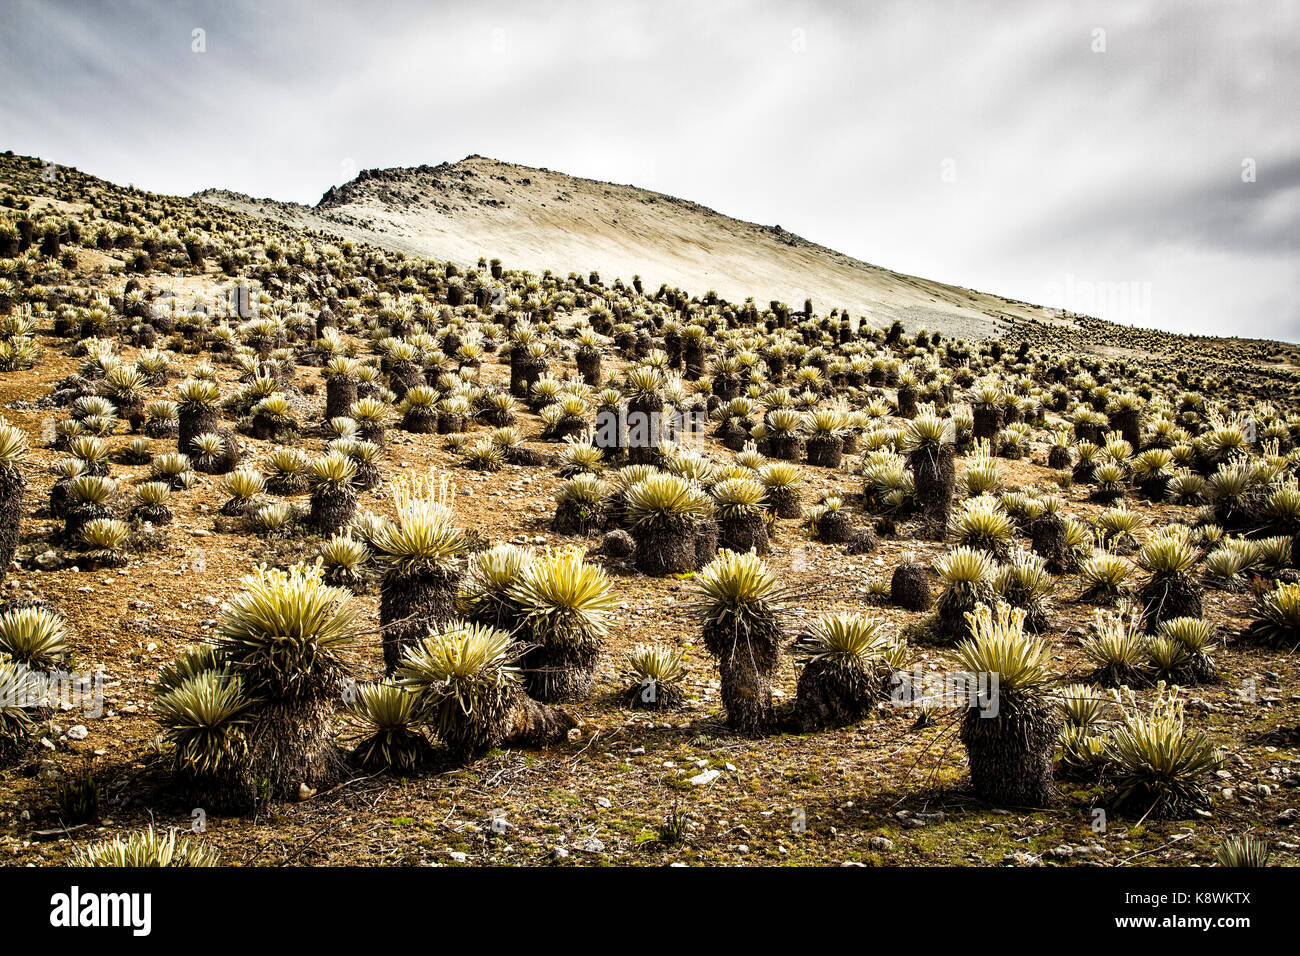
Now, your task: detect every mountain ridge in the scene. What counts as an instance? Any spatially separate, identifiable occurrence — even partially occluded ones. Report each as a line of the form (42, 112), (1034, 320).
(193, 154), (1073, 341)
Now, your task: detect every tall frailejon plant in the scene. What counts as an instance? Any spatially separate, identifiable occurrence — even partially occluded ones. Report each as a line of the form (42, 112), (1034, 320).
(372, 474), (466, 672)
(0, 420), (28, 585)
(175, 378), (220, 454)
(899, 413), (955, 538)
(307, 451), (358, 536)
(214, 561), (357, 800)
(711, 475), (769, 555)
(955, 602), (1060, 807)
(692, 550), (790, 735)
(397, 620), (575, 762)
(508, 546), (616, 702)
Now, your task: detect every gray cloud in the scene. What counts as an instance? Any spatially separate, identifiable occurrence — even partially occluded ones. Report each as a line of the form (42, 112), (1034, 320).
(1, 0), (1296, 339)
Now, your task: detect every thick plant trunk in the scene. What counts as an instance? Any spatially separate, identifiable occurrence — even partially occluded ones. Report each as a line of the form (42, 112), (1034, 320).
(1030, 511), (1071, 573)
(576, 350), (602, 386)
(692, 520), (719, 569)
(325, 377), (357, 422)
(178, 405), (219, 454)
(718, 512), (769, 555)
(519, 640), (599, 703)
(0, 474), (22, 585)
(794, 658), (885, 732)
(706, 618), (781, 736)
(910, 444), (954, 539)
(972, 405), (1003, 444)
(246, 695), (346, 801)
(627, 393), (663, 465)
(380, 567), (461, 673)
(717, 654), (773, 736)
(959, 700), (1060, 807)
(806, 435), (844, 468)
(503, 690), (577, 748)
(309, 488), (356, 537)
(891, 564), (932, 611)
(633, 522), (696, 576)
(1140, 575), (1203, 632)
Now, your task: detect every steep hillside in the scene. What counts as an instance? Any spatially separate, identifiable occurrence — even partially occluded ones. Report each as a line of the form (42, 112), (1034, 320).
(198, 155), (1073, 340)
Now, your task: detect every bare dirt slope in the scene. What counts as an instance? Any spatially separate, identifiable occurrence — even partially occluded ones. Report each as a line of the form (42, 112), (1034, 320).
(198, 156), (1072, 340)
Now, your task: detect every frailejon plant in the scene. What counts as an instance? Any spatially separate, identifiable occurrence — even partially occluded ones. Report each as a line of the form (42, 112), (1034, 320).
(692, 550), (790, 736)
(372, 474), (466, 672)
(75, 826), (220, 867)
(0, 420), (28, 584)
(955, 603), (1060, 807)
(792, 613), (899, 731)
(212, 560), (357, 800)
(396, 620), (575, 763)
(508, 546), (616, 702)
(1102, 683), (1221, 819)
(624, 472), (714, 576)
(459, 543), (533, 631)
(624, 643), (687, 709)
(345, 680), (432, 773)
(899, 413), (955, 538)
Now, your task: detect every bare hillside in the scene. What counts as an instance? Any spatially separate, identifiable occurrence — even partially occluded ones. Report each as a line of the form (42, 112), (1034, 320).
(198, 156), (1073, 339)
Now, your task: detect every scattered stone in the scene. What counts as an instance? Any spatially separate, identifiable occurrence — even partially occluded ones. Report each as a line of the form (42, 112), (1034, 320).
(689, 769), (721, 786)
(34, 550), (61, 570)
(597, 529), (635, 558)
(1003, 851), (1042, 867)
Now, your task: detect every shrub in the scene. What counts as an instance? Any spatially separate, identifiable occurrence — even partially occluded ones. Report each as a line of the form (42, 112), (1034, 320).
(75, 826), (221, 867)
(508, 546), (616, 701)
(1102, 683), (1221, 818)
(692, 550), (789, 734)
(955, 603), (1059, 806)
(626, 643), (687, 708)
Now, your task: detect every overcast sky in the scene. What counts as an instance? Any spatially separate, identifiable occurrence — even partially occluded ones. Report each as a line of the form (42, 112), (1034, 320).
(2, 0), (1297, 340)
